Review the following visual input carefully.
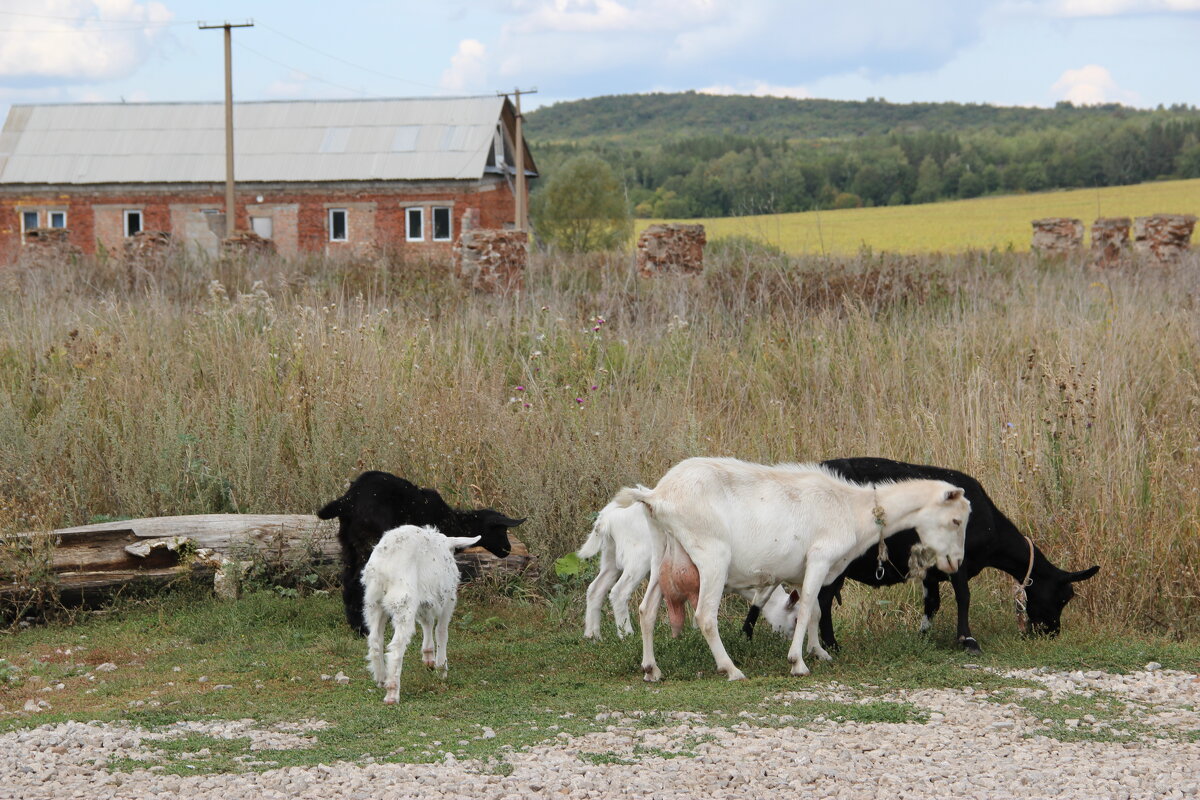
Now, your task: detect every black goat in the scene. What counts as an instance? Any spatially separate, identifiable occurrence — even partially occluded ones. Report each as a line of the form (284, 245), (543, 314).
(317, 471), (525, 635)
(743, 457), (1099, 652)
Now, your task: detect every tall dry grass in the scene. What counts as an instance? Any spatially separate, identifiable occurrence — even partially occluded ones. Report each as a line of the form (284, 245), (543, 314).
(1, 243), (1197, 634)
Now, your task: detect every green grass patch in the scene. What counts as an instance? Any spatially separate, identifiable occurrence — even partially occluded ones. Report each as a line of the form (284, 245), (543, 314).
(2, 589), (1196, 775)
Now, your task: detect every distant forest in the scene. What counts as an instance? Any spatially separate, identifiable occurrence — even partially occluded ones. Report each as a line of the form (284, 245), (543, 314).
(524, 92), (1200, 218)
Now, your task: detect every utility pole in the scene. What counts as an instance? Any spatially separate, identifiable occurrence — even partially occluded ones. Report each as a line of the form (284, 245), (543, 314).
(199, 20), (254, 236)
(499, 87), (537, 230)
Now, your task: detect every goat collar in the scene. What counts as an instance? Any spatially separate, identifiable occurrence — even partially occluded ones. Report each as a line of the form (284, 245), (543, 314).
(872, 484), (887, 580)
(1014, 535), (1035, 632)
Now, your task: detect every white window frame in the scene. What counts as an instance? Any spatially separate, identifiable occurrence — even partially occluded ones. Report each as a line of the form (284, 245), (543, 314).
(49, 210), (67, 229)
(123, 209), (143, 237)
(329, 208), (348, 242)
(250, 215), (273, 239)
(432, 206), (452, 242)
(406, 207), (424, 242)
(20, 210), (39, 233)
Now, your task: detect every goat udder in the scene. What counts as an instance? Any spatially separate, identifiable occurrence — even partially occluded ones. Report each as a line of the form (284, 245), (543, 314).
(659, 556), (700, 637)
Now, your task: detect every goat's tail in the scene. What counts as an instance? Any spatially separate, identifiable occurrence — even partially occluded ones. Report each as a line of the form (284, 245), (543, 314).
(316, 496), (345, 520)
(577, 512), (609, 560)
(612, 485), (655, 514)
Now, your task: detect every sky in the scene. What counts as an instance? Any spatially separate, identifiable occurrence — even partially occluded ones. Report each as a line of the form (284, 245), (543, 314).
(0, 0), (1198, 122)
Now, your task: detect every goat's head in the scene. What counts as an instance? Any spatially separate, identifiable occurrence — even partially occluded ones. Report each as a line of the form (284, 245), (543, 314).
(760, 587), (801, 638)
(1024, 565), (1100, 636)
(911, 484), (970, 574)
(457, 509), (524, 559)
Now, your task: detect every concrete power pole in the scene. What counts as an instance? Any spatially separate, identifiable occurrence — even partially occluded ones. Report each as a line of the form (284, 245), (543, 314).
(499, 88), (537, 231)
(199, 20), (254, 237)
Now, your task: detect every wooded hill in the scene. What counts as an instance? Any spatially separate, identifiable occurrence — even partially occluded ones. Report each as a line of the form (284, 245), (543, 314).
(524, 92), (1200, 219)
(525, 91), (1192, 144)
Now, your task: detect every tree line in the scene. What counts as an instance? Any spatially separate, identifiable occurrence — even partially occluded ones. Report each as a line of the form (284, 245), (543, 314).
(528, 103), (1200, 220)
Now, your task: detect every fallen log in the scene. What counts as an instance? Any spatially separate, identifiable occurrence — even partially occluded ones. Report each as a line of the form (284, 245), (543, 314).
(1, 514), (535, 602)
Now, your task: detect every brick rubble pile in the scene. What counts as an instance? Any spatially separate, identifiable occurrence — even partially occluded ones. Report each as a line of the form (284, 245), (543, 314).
(453, 229), (528, 293)
(636, 224), (707, 276)
(1031, 218), (1083, 256)
(1132, 214), (1196, 264)
(1089, 217), (1130, 268)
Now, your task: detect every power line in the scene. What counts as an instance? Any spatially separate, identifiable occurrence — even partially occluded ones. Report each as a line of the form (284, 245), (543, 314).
(233, 40), (377, 98)
(256, 21), (453, 94)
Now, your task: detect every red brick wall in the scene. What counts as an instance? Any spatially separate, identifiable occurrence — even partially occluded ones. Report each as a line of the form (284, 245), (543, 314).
(0, 179), (520, 259)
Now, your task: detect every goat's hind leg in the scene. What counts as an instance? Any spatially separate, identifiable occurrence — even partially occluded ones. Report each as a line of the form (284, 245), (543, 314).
(418, 606), (437, 668)
(637, 580), (664, 682)
(693, 559), (745, 681)
(432, 605), (451, 678)
(584, 563), (621, 640)
(364, 600), (389, 686)
(609, 565), (646, 638)
(383, 605), (416, 704)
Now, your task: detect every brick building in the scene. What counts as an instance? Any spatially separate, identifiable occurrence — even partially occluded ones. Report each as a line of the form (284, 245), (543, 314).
(0, 96), (536, 260)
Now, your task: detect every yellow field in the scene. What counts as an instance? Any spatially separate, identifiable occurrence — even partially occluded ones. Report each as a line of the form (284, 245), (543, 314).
(640, 178), (1200, 255)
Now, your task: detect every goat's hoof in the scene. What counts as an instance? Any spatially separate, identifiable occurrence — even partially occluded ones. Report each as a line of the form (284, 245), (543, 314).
(583, 632), (601, 641)
(642, 665), (662, 683)
(959, 637), (982, 653)
(790, 665), (811, 677)
(724, 669), (748, 682)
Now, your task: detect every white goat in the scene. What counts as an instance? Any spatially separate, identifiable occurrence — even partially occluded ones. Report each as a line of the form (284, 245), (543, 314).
(580, 498), (800, 640)
(616, 457), (969, 681)
(361, 524), (480, 703)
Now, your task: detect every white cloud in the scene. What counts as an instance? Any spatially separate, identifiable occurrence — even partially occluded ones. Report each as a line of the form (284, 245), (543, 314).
(700, 81), (812, 99)
(441, 39), (490, 93)
(507, 0), (720, 34)
(1050, 64), (1141, 104)
(0, 0), (172, 87)
(1053, 0), (1200, 16)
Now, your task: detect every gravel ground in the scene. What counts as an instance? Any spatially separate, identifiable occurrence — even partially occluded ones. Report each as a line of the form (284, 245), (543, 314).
(1, 666), (1196, 800)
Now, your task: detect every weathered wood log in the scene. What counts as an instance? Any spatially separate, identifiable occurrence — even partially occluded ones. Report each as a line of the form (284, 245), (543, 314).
(1, 514), (535, 601)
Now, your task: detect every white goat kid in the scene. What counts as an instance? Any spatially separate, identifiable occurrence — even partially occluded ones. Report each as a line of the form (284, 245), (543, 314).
(362, 524), (480, 703)
(581, 496), (801, 640)
(580, 500), (653, 639)
(616, 457), (969, 682)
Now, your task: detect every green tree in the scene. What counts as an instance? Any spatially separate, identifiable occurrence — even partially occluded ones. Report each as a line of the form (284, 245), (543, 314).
(530, 154), (633, 252)
(913, 155), (943, 204)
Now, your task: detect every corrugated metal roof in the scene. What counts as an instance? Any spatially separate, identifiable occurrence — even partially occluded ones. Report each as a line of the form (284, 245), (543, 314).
(0, 97), (510, 184)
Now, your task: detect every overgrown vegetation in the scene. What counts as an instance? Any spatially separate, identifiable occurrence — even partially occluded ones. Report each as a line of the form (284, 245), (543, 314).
(0, 241), (1198, 637)
(526, 92), (1200, 217)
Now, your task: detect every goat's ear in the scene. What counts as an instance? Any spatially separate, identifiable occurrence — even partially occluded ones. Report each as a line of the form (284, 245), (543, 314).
(944, 488), (964, 502)
(1068, 565), (1100, 583)
(785, 590), (800, 610)
(484, 510), (525, 528)
(446, 535), (482, 551)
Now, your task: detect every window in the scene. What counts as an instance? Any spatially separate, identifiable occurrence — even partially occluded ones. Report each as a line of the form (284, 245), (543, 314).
(251, 216), (273, 239)
(49, 211), (67, 229)
(124, 210), (143, 237)
(329, 209), (347, 241)
(21, 211), (39, 232)
(432, 207), (452, 241)
(406, 207), (424, 241)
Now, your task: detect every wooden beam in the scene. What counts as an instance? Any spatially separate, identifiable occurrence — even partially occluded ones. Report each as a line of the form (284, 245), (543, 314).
(1, 514), (534, 600)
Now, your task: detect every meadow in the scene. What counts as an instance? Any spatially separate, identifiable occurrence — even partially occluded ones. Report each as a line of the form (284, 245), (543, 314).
(640, 177), (1200, 255)
(0, 240), (1197, 638)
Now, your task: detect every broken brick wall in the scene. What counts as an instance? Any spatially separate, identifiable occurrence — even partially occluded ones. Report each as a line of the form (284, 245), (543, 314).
(454, 229), (528, 293)
(636, 224), (706, 276)
(1031, 218), (1083, 256)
